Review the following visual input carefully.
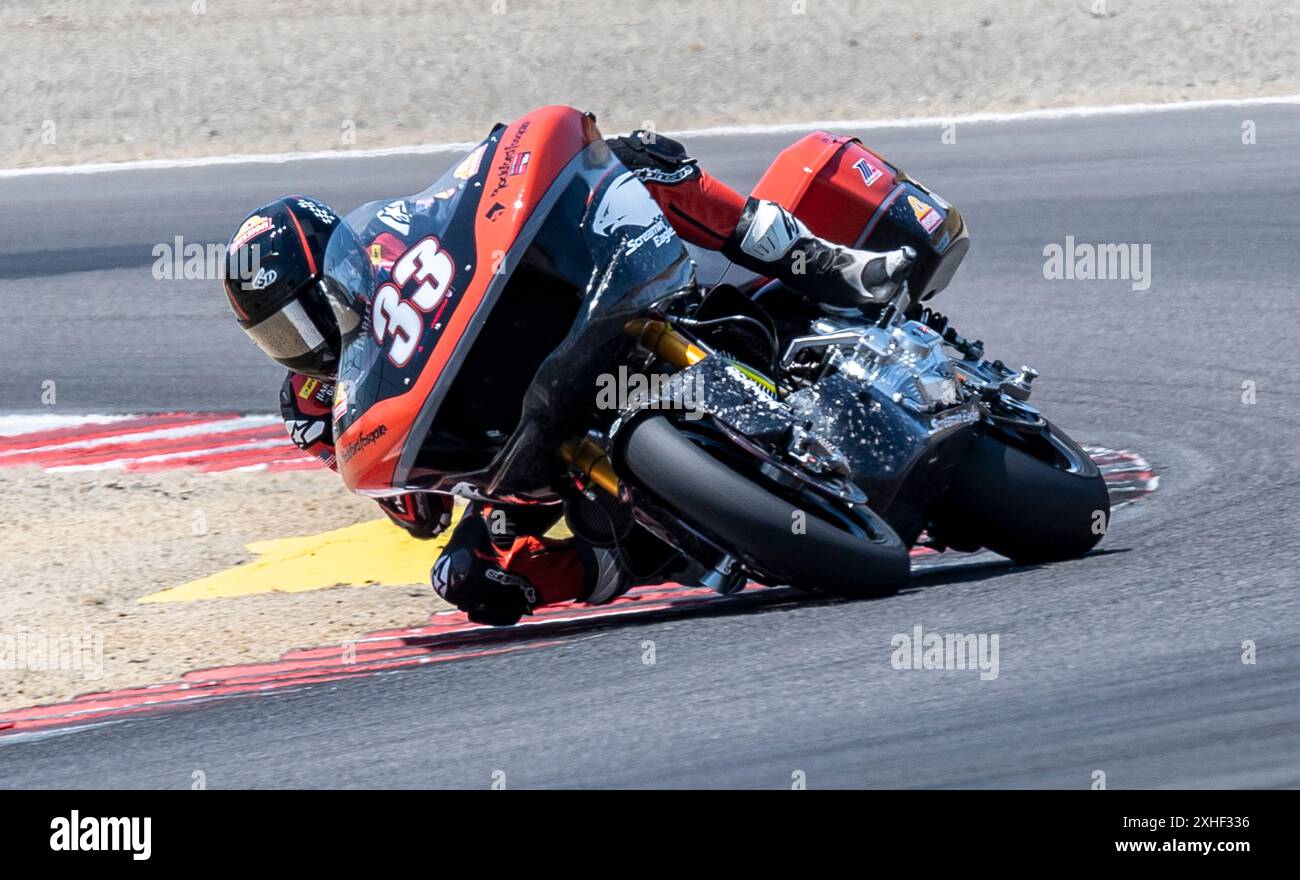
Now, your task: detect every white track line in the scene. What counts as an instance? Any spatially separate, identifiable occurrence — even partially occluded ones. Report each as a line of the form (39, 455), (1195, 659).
(4, 94), (1298, 180)
(0, 141), (478, 179)
(0, 415), (279, 457)
(0, 414), (134, 436)
(0, 415), (135, 436)
(45, 437), (291, 472)
(669, 94), (1300, 139)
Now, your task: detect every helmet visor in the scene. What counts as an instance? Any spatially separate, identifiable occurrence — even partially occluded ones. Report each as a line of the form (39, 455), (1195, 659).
(244, 296), (334, 375)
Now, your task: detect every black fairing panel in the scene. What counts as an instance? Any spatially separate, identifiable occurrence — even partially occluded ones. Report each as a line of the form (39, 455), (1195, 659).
(405, 141), (698, 500)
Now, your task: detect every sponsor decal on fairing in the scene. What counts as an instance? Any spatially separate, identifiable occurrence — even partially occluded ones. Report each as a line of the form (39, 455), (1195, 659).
(908, 194), (943, 234)
(377, 200), (412, 236)
(853, 156), (884, 187)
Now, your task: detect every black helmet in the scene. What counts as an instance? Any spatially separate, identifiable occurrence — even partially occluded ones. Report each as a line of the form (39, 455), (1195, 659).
(223, 196), (341, 379)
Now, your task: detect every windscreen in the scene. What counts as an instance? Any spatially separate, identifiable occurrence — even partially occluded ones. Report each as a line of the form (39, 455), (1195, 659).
(322, 125), (695, 498)
(320, 136), (500, 445)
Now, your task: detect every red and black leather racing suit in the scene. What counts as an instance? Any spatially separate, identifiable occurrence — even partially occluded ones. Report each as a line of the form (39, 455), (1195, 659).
(280, 132), (749, 624)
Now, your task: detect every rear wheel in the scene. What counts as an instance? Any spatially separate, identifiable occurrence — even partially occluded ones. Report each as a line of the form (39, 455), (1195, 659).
(928, 422), (1110, 564)
(620, 415), (909, 598)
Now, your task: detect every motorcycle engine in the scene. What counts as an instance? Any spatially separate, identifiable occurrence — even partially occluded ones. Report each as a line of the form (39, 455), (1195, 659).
(810, 317), (963, 413)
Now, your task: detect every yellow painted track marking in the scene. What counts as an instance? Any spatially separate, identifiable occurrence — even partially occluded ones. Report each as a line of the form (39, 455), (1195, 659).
(140, 506), (573, 604)
(139, 517), (455, 603)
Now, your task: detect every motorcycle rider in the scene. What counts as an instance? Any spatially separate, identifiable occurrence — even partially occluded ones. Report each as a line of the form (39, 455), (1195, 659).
(223, 124), (916, 626)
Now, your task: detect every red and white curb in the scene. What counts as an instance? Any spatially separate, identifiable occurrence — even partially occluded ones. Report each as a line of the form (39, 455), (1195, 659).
(1086, 445), (1159, 503)
(0, 413), (313, 474)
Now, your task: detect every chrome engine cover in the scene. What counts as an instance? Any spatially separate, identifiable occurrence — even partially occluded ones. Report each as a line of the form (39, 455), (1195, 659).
(805, 316), (964, 414)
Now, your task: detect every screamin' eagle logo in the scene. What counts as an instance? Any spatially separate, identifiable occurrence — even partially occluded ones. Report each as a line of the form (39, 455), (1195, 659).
(591, 172), (666, 237)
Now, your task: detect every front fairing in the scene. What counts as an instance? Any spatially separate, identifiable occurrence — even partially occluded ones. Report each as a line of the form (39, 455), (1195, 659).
(409, 142), (698, 501)
(325, 112), (694, 498)
(320, 136), (499, 487)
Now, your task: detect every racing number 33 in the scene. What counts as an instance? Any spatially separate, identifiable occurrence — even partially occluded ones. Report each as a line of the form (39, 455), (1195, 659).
(371, 236), (456, 367)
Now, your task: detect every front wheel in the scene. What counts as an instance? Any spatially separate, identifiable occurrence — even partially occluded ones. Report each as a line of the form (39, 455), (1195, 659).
(619, 415), (909, 598)
(927, 422), (1110, 565)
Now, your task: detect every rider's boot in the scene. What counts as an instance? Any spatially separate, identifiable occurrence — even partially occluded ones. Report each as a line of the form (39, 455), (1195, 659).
(724, 197), (916, 312)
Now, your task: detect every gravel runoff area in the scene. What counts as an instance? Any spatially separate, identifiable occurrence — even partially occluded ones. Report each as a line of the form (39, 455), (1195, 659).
(0, 467), (452, 711)
(2, 0), (1297, 168)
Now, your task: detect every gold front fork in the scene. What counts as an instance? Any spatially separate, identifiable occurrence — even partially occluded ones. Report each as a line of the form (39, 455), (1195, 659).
(560, 320), (711, 496)
(559, 434), (621, 497)
(623, 318), (710, 369)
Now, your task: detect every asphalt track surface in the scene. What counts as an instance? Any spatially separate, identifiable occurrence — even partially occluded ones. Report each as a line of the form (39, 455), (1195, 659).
(2, 105), (1299, 788)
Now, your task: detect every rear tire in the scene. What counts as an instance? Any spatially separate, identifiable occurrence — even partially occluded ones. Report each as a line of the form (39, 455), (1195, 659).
(928, 423), (1110, 565)
(620, 415), (909, 598)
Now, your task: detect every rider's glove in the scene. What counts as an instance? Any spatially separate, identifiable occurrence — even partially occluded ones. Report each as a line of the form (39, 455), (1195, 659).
(279, 372), (339, 469)
(431, 516), (538, 626)
(724, 197), (916, 310)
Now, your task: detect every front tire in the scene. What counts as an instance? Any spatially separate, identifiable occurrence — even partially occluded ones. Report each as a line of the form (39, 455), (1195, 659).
(620, 415), (909, 598)
(928, 423), (1110, 565)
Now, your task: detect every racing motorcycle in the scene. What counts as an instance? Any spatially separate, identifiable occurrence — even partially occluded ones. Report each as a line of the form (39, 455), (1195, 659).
(326, 106), (1109, 599)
